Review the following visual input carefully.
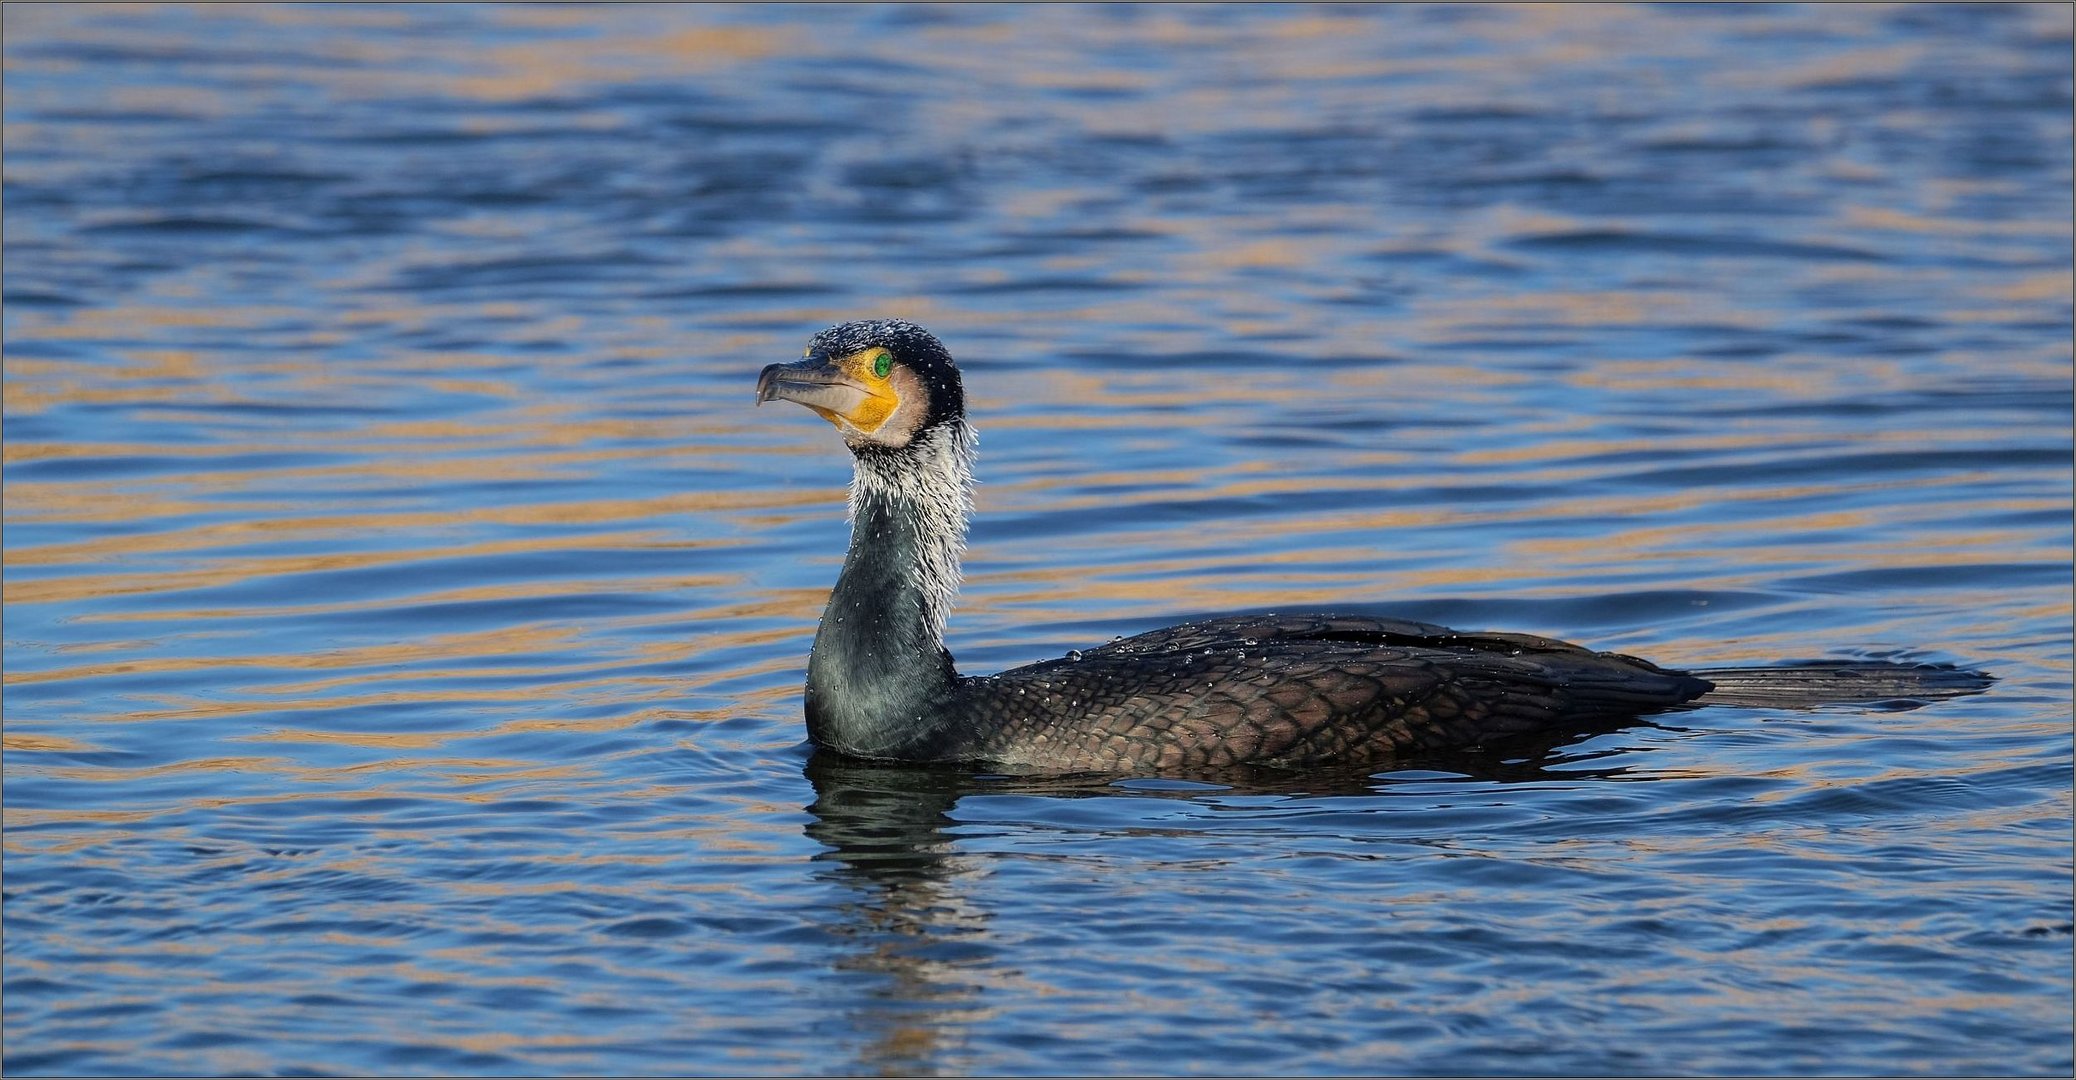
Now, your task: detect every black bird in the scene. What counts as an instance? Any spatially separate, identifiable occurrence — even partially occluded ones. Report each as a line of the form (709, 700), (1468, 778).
(756, 319), (1988, 773)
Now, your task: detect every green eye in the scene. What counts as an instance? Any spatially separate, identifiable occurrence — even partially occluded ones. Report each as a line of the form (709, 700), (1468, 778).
(873, 352), (893, 378)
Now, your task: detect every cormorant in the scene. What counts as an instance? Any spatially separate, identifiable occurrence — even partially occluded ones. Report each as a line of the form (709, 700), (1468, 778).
(756, 319), (1987, 773)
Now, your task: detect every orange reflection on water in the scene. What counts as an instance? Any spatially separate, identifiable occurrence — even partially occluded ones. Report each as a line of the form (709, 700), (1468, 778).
(1, 731), (101, 753)
(6, 529), (670, 607)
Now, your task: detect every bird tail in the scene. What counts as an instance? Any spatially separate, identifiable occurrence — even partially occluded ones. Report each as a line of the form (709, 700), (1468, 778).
(1690, 661), (1993, 710)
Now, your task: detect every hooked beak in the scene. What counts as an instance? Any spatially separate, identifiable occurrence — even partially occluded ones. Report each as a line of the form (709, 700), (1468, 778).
(756, 355), (879, 430)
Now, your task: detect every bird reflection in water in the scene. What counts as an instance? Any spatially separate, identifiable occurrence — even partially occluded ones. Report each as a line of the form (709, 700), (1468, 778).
(796, 726), (1651, 1075)
(802, 755), (999, 1076)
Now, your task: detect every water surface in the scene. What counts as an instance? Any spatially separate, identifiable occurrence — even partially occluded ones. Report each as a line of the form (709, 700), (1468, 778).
(4, 4), (2071, 1075)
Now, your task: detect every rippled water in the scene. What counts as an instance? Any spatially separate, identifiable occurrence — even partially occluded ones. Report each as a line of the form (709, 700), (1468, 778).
(5, 4), (2071, 1075)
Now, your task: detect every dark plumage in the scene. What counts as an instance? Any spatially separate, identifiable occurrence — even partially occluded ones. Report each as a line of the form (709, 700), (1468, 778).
(755, 320), (1989, 774)
(938, 614), (1709, 771)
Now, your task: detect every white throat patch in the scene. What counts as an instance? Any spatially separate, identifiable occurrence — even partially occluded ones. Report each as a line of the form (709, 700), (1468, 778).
(847, 419), (977, 646)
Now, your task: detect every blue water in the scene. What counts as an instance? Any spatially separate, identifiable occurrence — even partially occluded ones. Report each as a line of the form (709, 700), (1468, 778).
(4, 4), (2071, 1075)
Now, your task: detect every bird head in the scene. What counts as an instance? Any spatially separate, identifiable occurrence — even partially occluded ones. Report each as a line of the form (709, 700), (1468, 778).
(756, 319), (966, 450)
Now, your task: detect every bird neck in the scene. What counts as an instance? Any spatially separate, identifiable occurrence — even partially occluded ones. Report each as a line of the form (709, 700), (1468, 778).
(805, 420), (976, 758)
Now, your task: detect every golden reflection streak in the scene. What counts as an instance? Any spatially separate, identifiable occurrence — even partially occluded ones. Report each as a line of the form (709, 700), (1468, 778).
(7, 621), (589, 687)
(1844, 205), (2072, 240)
(7, 440), (733, 515)
(6, 531), (622, 606)
(81, 584), (833, 632)
(233, 720), (637, 751)
(12, 5), (798, 110)
(29, 754), (597, 788)
(1980, 270), (2075, 303)
(2, 732), (102, 753)
(31, 756), (292, 781)
(225, 693), (784, 751)
(443, 25), (794, 103)
(101, 627), (810, 728)
(986, 453), (2030, 528)
(1, 759), (820, 833)
(5, 530), (661, 607)
(107, 662), (765, 724)
(235, 635), (812, 702)
(6, 483), (817, 562)
(0, 404), (768, 467)
(116, 654), (807, 730)
(28, 576), (733, 633)
(961, 525), (2061, 614)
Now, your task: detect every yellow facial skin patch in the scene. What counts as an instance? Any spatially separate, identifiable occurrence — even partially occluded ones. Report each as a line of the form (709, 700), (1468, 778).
(829, 347), (900, 433)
